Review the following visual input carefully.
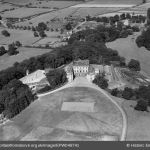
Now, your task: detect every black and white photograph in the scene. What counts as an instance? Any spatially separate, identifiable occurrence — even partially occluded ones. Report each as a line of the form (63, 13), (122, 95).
(0, 0), (150, 148)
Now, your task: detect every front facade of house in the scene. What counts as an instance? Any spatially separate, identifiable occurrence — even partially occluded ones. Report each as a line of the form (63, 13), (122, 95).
(65, 59), (106, 82)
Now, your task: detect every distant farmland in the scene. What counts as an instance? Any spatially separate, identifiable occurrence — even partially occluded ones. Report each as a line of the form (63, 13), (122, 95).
(0, 28), (40, 45)
(1, 7), (52, 18)
(0, 47), (52, 71)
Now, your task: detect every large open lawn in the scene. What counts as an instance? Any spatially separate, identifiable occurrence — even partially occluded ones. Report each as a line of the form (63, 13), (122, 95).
(0, 47), (52, 71)
(0, 87), (122, 141)
(0, 28), (40, 45)
(122, 100), (150, 141)
(106, 32), (150, 77)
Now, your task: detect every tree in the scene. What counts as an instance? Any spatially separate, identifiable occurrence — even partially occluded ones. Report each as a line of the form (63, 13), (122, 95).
(134, 100), (148, 111)
(147, 8), (150, 25)
(0, 46), (7, 56)
(1, 30), (10, 37)
(39, 30), (47, 38)
(143, 0), (146, 3)
(32, 26), (36, 31)
(0, 103), (4, 114)
(0, 79), (35, 118)
(33, 31), (39, 37)
(46, 69), (67, 89)
(128, 59), (141, 71)
(126, 13), (131, 19)
(7, 44), (19, 56)
(15, 41), (22, 47)
(122, 87), (134, 100)
(136, 35), (145, 47)
(120, 13), (126, 20)
(93, 74), (108, 89)
(37, 22), (47, 32)
(111, 88), (119, 96)
(65, 22), (72, 30)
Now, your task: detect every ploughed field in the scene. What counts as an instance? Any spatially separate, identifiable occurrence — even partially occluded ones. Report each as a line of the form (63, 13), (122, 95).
(0, 87), (122, 141)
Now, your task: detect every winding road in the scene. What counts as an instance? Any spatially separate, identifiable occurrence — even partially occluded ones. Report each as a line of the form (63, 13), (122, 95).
(38, 77), (127, 141)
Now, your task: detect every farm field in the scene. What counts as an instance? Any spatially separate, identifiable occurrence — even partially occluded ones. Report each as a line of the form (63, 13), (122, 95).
(15, 7), (78, 27)
(1, 7), (53, 18)
(3, 0), (83, 8)
(0, 2), (18, 12)
(30, 1), (83, 9)
(86, 0), (142, 5)
(0, 28), (40, 46)
(106, 32), (150, 77)
(0, 87), (122, 141)
(2, 0), (35, 5)
(0, 47), (52, 71)
(72, 7), (124, 17)
(33, 31), (61, 46)
(123, 100), (150, 141)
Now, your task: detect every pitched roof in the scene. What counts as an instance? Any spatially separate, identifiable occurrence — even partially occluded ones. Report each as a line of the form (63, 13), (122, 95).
(20, 70), (46, 84)
(73, 59), (89, 66)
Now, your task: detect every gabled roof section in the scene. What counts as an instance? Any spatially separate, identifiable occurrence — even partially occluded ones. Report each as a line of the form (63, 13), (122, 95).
(73, 59), (89, 66)
(20, 70), (46, 84)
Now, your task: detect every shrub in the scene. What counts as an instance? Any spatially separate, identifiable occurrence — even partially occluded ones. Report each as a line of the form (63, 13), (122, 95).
(1, 30), (10, 37)
(134, 100), (148, 111)
(128, 59), (141, 71)
(93, 74), (108, 89)
(0, 46), (7, 56)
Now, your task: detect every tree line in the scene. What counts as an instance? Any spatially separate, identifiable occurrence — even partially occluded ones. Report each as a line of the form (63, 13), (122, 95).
(111, 85), (150, 112)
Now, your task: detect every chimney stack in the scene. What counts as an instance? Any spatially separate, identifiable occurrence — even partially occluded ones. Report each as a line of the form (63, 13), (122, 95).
(26, 70), (29, 76)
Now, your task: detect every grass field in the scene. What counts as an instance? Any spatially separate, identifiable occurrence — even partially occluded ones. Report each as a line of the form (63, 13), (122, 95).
(72, 7), (123, 17)
(122, 100), (150, 141)
(0, 28), (40, 45)
(0, 2), (17, 12)
(1, 7), (52, 18)
(3, 0), (35, 5)
(15, 7), (78, 26)
(0, 87), (122, 141)
(30, 1), (83, 9)
(32, 31), (61, 46)
(0, 47), (52, 71)
(86, 0), (142, 5)
(106, 32), (150, 77)
(3, 0), (82, 7)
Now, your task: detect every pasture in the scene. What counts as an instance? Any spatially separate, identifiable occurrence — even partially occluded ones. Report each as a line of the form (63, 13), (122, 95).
(33, 31), (61, 46)
(0, 47), (52, 71)
(15, 7), (78, 27)
(0, 28), (40, 45)
(0, 87), (122, 141)
(2, 0), (35, 5)
(1, 7), (52, 18)
(106, 32), (150, 77)
(30, 1), (83, 9)
(0, 2), (17, 12)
